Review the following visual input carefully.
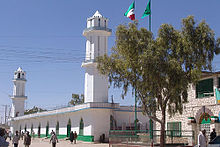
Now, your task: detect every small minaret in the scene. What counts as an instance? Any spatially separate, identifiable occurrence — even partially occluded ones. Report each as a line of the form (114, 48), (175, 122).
(82, 11), (112, 103)
(11, 67), (27, 117)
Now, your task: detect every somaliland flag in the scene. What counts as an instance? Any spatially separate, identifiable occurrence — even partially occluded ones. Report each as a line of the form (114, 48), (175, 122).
(124, 1), (135, 20)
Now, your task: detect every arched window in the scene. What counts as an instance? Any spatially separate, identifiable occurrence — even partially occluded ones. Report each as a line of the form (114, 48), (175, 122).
(79, 118), (84, 135)
(56, 121), (59, 136)
(46, 121), (49, 137)
(24, 124), (27, 132)
(38, 123), (41, 138)
(67, 119), (71, 137)
(98, 18), (100, 27)
(31, 124), (33, 134)
(19, 125), (22, 134)
(18, 73), (20, 78)
(110, 115), (114, 130)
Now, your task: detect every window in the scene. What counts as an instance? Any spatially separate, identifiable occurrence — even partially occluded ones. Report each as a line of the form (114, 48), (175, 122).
(196, 78), (214, 98)
(104, 20), (106, 28)
(56, 121), (59, 136)
(67, 119), (71, 137)
(218, 77), (220, 88)
(46, 122), (49, 137)
(98, 18), (100, 27)
(79, 118), (84, 135)
(167, 122), (181, 137)
(98, 36), (100, 56)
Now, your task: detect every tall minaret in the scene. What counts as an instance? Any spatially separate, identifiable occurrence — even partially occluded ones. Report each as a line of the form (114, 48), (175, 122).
(11, 67), (27, 117)
(82, 11), (112, 103)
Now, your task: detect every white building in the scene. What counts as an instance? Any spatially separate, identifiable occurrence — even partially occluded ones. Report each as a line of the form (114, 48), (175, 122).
(9, 11), (149, 142)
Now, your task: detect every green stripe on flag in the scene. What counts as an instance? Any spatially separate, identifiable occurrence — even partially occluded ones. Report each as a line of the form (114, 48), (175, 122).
(142, 0), (151, 19)
(124, 1), (135, 16)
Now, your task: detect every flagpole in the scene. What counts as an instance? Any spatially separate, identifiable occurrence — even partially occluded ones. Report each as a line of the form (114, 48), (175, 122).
(134, 0), (138, 133)
(148, 0), (153, 143)
(149, 0), (151, 32)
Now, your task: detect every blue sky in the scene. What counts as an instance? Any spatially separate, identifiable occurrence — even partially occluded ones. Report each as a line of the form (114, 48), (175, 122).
(0, 0), (220, 122)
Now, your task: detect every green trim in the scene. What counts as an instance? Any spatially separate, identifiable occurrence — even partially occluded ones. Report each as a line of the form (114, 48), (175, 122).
(201, 118), (211, 124)
(77, 135), (94, 142)
(57, 135), (67, 139)
(188, 117), (195, 119)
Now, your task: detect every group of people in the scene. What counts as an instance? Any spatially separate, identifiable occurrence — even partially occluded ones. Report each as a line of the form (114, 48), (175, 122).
(198, 128), (217, 147)
(0, 128), (31, 147)
(0, 128), (78, 147)
(49, 130), (78, 147)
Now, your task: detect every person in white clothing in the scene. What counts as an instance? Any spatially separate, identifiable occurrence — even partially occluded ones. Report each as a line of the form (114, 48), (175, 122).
(198, 129), (207, 147)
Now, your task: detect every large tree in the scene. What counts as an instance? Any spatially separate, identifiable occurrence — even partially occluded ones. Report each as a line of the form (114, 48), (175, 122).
(97, 16), (220, 146)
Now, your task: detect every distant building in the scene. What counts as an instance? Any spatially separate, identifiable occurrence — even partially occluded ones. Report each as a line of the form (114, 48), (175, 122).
(8, 11), (149, 142)
(156, 71), (220, 145)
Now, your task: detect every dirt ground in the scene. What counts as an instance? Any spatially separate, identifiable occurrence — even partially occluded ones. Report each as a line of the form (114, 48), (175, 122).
(6, 138), (109, 147)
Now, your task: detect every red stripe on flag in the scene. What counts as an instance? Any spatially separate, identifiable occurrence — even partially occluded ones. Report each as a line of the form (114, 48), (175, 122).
(129, 14), (135, 20)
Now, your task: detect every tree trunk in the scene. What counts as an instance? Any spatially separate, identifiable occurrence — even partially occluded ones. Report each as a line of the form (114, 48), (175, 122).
(160, 108), (166, 147)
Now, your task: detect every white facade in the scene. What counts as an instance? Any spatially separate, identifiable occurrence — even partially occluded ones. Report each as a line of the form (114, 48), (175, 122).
(11, 67), (27, 118)
(82, 11), (111, 103)
(11, 103), (149, 141)
(9, 11), (150, 142)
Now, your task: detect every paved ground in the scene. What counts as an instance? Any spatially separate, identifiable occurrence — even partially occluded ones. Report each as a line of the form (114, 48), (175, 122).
(6, 138), (109, 147)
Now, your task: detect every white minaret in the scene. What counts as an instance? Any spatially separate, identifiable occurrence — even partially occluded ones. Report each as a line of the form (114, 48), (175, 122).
(11, 67), (27, 117)
(82, 11), (112, 103)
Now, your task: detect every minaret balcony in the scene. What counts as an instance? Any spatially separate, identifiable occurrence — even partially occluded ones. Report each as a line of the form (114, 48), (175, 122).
(11, 96), (27, 100)
(81, 59), (98, 67)
(83, 26), (112, 36)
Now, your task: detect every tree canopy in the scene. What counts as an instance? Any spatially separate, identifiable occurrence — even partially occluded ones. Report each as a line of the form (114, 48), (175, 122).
(68, 93), (84, 106)
(24, 106), (46, 115)
(97, 16), (220, 146)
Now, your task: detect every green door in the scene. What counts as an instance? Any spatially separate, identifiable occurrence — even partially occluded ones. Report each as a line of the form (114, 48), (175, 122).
(46, 122), (49, 137)
(56, 121), (59, 136)
(67, 119), (71, 137)
(79, 118), (84, 135)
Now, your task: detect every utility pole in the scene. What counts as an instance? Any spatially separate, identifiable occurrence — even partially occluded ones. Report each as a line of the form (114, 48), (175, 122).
(2, 105), (8, 124)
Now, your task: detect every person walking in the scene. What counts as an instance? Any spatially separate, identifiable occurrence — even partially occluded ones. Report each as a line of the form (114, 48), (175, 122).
(32, 131), (35, 140)
(12, 131), (20, 147)
(210, 128), (217, 142)
(73, 131), (77, 144)
(198, 129), (207, 147)
(23, 131), (31, 147)
(69, 131), (74, 144)
(0, 128), (9, 147)
(50, 132), (58, 147)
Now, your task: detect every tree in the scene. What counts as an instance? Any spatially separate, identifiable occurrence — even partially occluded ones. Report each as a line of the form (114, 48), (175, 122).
(24, 106), (46, 115)
(97, 16), (220, 147)
(68, 94), (84, 105)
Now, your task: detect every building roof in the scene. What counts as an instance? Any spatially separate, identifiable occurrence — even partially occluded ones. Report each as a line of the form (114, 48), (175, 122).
(17, 67), (23, 72)
(10, 102), (142, 121)
(92, 10), (102, 17)
(201, 71), (220, 78)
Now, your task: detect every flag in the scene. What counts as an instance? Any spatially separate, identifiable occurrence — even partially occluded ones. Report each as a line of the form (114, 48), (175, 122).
(142, 0), (151, 19)
(124, 1), (135, 20)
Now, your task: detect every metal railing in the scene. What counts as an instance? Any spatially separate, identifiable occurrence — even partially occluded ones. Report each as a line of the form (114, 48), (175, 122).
(109, 130), (195, 147)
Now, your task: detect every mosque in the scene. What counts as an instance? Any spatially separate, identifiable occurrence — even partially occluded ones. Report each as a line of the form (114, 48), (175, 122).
(8, 11), (149, 142)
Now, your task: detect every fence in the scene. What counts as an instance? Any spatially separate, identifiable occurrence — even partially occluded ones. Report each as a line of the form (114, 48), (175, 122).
(109, 130), (195, 147)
